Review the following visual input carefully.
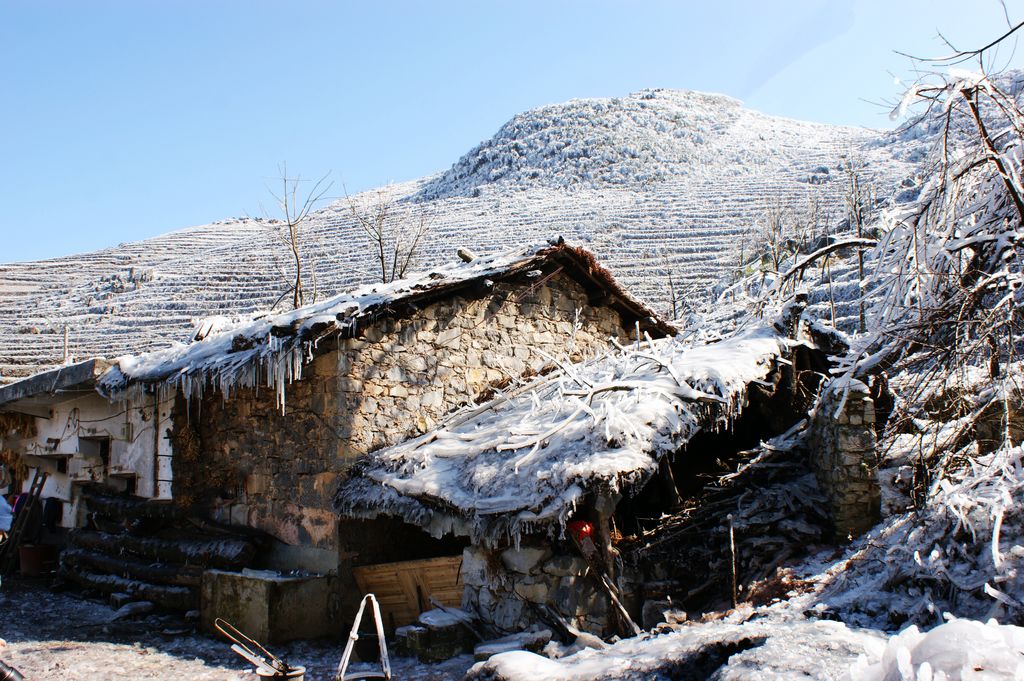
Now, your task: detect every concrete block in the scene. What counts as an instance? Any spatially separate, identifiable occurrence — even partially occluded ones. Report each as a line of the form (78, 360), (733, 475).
(200, 570), (341, 644)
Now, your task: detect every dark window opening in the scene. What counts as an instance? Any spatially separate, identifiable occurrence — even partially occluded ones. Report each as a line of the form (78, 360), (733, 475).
(79, 437), (111, 474)
(342, 517), (470, 567)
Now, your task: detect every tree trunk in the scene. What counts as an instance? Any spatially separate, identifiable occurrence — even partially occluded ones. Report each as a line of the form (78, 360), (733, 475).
(59, 565), (198, 610)
(62, 548), (203, 587)
(68, 530), (256, 570)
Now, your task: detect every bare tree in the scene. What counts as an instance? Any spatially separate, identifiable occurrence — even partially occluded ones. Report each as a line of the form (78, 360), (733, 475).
(644, 248), (683, 320)
(759, 198), (791, 273)
(267, 163), (333, 309)
(347, 185), (430, 284)
(842, 156), (876, 332)
(835, 21), (1024, 460)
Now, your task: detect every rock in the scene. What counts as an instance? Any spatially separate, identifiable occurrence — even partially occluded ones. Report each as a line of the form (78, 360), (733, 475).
(109, 601), (154, 621)
(512, 580), (550, 604)
(641, 599), (674, 630)
(500, 547), (551, 575)
(473, 629), (553, 661)
(109, 592), (133, 609)
(461, 548), (489, 587)
(551, 578), (581, 614)
(490, 599), (526, 633)
(542, 555), (588, 577)
(565, 631), (607, 654)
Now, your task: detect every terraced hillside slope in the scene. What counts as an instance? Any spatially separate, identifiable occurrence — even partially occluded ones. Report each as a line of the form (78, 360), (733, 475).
(0, 88), (923, 383)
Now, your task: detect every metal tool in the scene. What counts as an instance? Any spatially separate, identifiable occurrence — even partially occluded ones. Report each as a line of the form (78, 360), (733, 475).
(215, 617), (295, 677)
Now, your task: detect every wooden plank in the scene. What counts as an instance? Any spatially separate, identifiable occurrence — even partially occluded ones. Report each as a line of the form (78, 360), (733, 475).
(352, 555), (463, 630)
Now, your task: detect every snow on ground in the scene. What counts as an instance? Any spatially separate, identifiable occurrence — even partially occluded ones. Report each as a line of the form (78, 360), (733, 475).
(12, 554), (1021, 681)
(467, 614), (884, 681)
(468, 608), (1024, 680)
(0, 578), (473, 681)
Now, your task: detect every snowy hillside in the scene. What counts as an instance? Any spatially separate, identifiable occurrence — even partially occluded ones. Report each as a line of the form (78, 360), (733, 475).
(0, 89), (922, 384)
(419, 89), (810, 198)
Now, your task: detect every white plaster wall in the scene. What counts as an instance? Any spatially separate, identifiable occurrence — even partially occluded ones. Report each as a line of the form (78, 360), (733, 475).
(11, 390), (173, 527)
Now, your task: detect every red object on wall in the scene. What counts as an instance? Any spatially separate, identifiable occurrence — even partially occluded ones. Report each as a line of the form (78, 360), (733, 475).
(567, 520), (593, 543)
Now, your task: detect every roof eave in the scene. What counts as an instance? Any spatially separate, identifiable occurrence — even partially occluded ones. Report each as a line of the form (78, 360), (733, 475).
(0, 358), (113, 417)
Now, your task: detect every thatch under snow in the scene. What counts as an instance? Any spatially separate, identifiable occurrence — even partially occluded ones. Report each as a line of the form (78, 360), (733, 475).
(334, 323), (801, 546)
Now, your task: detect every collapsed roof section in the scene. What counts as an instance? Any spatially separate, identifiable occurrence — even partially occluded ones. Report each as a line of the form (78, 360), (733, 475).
(97, 240), (674, 408)
(334, 323), (801, 546)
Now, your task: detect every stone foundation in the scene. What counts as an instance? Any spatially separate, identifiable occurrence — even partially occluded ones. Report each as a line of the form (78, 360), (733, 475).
(810, 380), (881, 538)
(460, 545), (616, 636)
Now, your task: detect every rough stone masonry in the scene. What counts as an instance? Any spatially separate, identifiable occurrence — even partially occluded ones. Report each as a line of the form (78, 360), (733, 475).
(173, 273), (633, 564)
(810, 380), (881, 539)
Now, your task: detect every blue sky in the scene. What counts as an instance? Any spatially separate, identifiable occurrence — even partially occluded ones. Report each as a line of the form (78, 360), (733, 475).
(2, 1), (1021, 262)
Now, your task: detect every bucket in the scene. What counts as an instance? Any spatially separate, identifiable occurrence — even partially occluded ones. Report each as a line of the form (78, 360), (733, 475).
(255, 666), (305, 680)
(18, 544), (58, 576)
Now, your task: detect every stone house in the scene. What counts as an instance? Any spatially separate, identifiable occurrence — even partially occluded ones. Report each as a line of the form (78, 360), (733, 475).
(334, 323), (798, 636)
(335, 310), (882, 639)
(97, 241), (672, 582)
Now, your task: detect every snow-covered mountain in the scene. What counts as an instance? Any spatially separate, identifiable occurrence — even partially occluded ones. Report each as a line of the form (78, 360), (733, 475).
(0, 89), (923, 384)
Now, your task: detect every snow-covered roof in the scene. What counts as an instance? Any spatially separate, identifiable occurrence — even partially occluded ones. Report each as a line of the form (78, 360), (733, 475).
(334, 323), (799, 545)
(97, 241), (672, 407)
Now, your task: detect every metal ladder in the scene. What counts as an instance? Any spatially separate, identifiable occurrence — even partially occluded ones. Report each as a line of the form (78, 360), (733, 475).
(335, 593), (391, 681)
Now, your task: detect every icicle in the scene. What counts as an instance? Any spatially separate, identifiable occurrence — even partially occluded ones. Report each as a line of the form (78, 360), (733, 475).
(991, 506), (1005, 570)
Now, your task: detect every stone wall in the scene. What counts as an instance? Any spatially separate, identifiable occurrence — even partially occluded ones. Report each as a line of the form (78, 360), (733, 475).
(809, 380), (881, 539)
(460, 545), (615, 636)
(173, 274), (630, 563)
